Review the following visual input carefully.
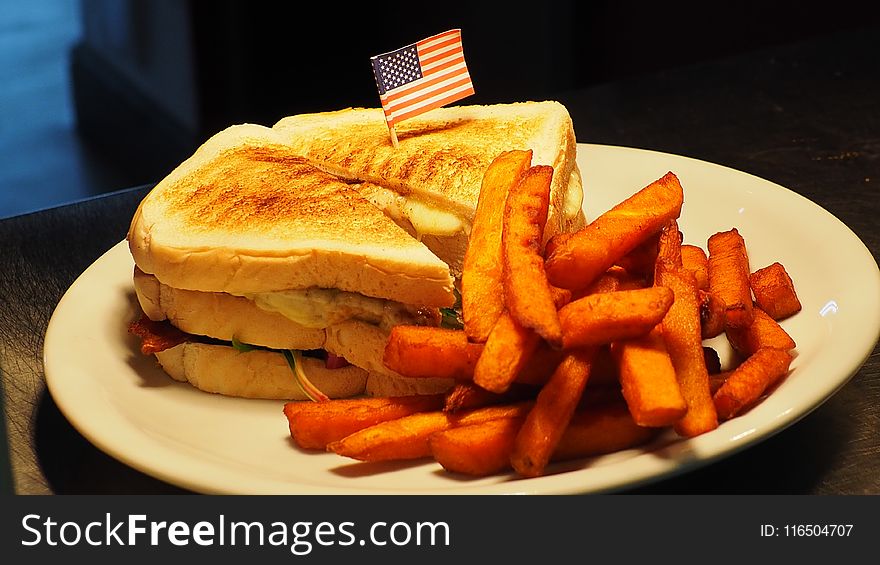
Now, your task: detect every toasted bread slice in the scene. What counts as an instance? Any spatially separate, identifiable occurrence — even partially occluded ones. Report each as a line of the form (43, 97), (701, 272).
(273, 102), (585, 273)
(155, 343), (369, 400)
(128, 124), (455, 307)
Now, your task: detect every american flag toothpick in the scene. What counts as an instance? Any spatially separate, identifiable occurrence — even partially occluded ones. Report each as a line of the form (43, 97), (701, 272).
(370, 29), (475, 147)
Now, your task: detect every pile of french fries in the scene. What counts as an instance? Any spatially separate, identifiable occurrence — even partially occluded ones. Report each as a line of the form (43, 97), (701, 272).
(283, 150), (802, 479)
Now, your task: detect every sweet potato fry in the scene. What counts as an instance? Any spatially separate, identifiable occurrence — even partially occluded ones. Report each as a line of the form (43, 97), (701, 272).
(473, 312), (541, 394)
(708, 228), (754, 329)
(443, 382), (494, 413)
(553, 402), (659, 462)
(682, 244), (710, 290)
(430, 416), (525, 476)
(612, 327), (687, 427)
(502, 165), (562, 347)
(474, 287), (571, 394)
(749, 262), (802, 320)
(383, 326), (483, 379)
(708, 370), (732, 396)
(654, 264), (719, 437)
(588, 345), (619, 387)
(462, 150), (533, 342)
(545, 171), (684, 290)
(655, 219), (683, 268)
(442, 381), (536, 413)
(699, 289), (726, 339)
(615, 232), (660, 280)
(511, 348), (596, 477)
(713, 347), (793, 420)
(515, 343), (566, 386)
(431, 402), (657, 477)
(725, 307), (796, 358)
(328, 403), (532, 462)
(573, 266), (646, 300)
(284, 394), (445, 450)
(558, 286), (674, 349)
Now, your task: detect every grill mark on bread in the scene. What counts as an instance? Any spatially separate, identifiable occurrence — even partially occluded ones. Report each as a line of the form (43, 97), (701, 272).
(162, 145), (409, 243)
(284, 114), (543, 211)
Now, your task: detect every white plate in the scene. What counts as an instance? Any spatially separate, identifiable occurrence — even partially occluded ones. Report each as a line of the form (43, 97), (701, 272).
(44, 144), (880, 494)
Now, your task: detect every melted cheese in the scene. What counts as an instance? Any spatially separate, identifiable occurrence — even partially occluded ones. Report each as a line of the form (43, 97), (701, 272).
(242, 288), (417, 331)
(400, 198), (465, 237)
(356, 183), (466, 238)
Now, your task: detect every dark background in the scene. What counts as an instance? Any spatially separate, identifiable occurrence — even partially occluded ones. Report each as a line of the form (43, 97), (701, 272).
(2, 0), (880, 218)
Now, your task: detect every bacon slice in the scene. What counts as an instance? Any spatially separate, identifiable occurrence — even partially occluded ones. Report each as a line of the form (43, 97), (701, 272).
(128, 315), (190, 354)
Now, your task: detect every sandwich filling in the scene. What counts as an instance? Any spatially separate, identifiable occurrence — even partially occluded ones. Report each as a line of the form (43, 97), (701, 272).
(237, 287), (439, 331)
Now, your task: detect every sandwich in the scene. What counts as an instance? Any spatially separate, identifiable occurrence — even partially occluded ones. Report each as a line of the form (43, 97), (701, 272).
(128, 124), (457, 400)
(128, 101), (585, 401)
(272, 101), (585, 275)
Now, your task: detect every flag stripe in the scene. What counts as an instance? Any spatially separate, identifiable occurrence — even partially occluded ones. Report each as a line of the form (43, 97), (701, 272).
(382, 75), (474, 117)
(420, 52), (465, 73)
(384, 80), (474, 121)
(380, 62), (468, 105)
(416, 29), (461, 49)
(388, 86), (476, 125)
(417, 35), (463, 57)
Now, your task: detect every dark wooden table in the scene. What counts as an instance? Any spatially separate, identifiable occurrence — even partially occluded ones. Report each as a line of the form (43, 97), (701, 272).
(2, 28), (878, 494)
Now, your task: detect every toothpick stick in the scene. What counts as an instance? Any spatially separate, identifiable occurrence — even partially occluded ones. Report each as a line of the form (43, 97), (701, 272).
(389, 124), (399, 148)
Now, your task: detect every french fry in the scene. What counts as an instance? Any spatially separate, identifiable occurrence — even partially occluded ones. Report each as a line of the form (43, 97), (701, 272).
(442, 381), (536, 413)
(588, 345), (620, 387)
(430, 416), (524, 476)
(431, 402), (657, 477)
(553, 402), (659, 462)
(474, 286), (571, 394)
(545, 171), (684, 290)
(462, 150), (533, 342)
(573, 266), (646, 300)
(709, 370), (732, 396)
(443, 382), (495, 413)
(615, 232), (660, 280)
(655, 264), (719, 437)
(612, 327), (687, 428)
(558, 286), (674, 349)
(699, 289), (727, 339)
(284, 394), (445, 450)
(578, 383), (628, 408)
(383, 326), (483, 379)
(708, 228), (754, 329)
(655, 219), (683, 268)
(473, 312), (542, 394)
(713, 347), (793, 420)
(502, 165), (562, 347)
(510, 348), (596, 477)
(682, 244), (710, 290)
(328, 403), (532, 462)
(749, 262), (802, 320)
(725, 307), (796, 358)
(516, 343), (567, 386)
